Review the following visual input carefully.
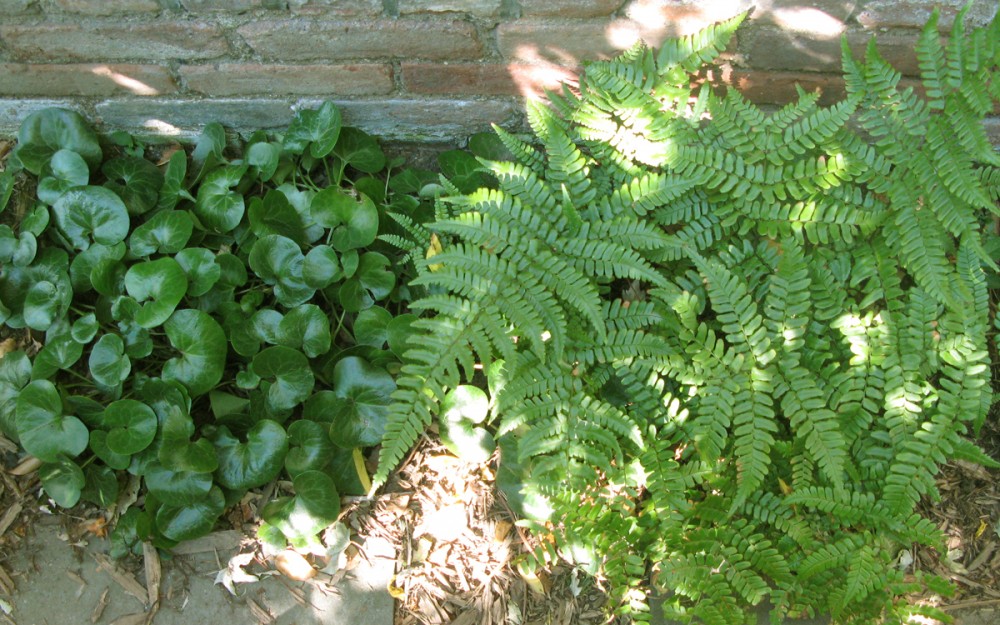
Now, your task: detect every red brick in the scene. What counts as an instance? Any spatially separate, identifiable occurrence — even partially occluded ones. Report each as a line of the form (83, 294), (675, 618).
(744, 25), (921, 76)
(0, 22), (230, 62)
(288, 0), (384, 16)
(519, 0), (622, 18)
(398, 0), (501, 18)
(0, 63), (177, 96)
(50, 0), (160, 14)
(727, 69), (847, 107)
(401, 62), (578, 96)
(624, 0), (857, 30)
(180, 63), (394, 96)
(856, 0), (997, 31)
(238, 18), (483, 61)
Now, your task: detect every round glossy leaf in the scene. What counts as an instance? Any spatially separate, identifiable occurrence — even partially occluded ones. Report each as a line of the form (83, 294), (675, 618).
(39, 457), (85, 508)
(333, 127), (385, 174)
(159, 438), (218, 474)
(119, 319), (153, 359)
(109, 508), (152, 559)
(163, 309), (227, 397)
(302, 245), (342, 289)
(190, 122), (225, 183)
(208, 391), (250, 422)
(31, 332), (84, 380)
(276, 304), (331, 358)
(70, 242), (125, 292)
(0, 350), (31, 440)
(81, 465), (119, 508)
(216, 253), (248, 289)
(174, 248), (220, 297)
(262, 470), (340, 541)
(252, 309), (284, 344)
(468, 131), (513, 161)
(328, 446), (369, 496)
(37, 149), (90, 205)
(103, 399), (158, 456)
(13, 108), (102, 175)
(248, 235), (314, 308)
(214, 420), (289, 491)
(124, 257), (188, 329)
(91, 259), (127, 297)
(441, 385), (489, 425)
(129, 210), (194, 256)
(52, 186), (129, 250)
(354, 306), (392, 348)
(338, 252), (395, 313)
(248, 140), (281, 181)
(15, 380), (89, 462)
(327, 357), (395, 449)
(71, 313), (98, 343)
(103, 156), (163, 215)
(89, 333), (131, 389)
(285, 419), (334, 478)
(249, 190), (308, 245)
(302, 390), (336, 423)
(438, 149), (493, 193)
(311, 188), (378, 251)
(441, 422), (495, 464)
(252, 346), (315, 412)
(10, 231), (37, 267)
(194, 165), (246, 234)
(20, 203), (50, 237)
(89, 430), (131, 470)
(145, 464), (214, 505)
(23, 280), (67, 331)
(156, 485), (225, 542)
(386, 313), (419, 357)
(284, 101), (342, 158)
(157, 150), (189, 211)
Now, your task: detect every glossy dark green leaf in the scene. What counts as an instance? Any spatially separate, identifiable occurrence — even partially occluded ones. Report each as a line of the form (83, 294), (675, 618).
(124, 257), (188, 328)
(70, 241), (125, 292)
(386, 313), (419, 357)
(389, 167), (437, 195)
(174, 248), (220, 297)
(252, 346), (315, 411)
(284, 101), (342, 158)
(23, 280), (68, 331)
(251, 309), (284, 344)
(0, 171), (13, 214)
(9, 230), (37, 266)
(334, 127), (385, 174)
(190, 122), (226, 183)
(214, 420), (289, 491)
(441, 385), (489, 425)
(52, 186), (130, 250)
(311, 188), (378, 251)
(15, 380), (89, 462)
(103, 399), (158, 456)
(163, 309), (227, 397)
(301, 390), (336, 423)
(13, 108), (102, 175)
(354, 306), (392, 348)
(329, 446), (368, 496)
(327, 356), (394, 448)
(157, 149), (189, 211)
(129, 210), (194, 256)
(248, 234), (314, 307)
(145, 464), (214, 505)
(438, 149), (493, 193)
(285, 419), (334, 478)
(249, 190), (308, 245)
(440, 421), (495, 464)
(71, 313), (98, 343)
(119, 319), (153, 359)
(0, 350), (31, 440)
(89, 430), (132, 470)
(89, 333), (131, 389)
(20, 203), (50, 237)
(261, 470), (340, 541)
(276, 304), (331, 358)
(159, 438), (218, 474)
(209, 391), (250, 421)
(37, 149), (90, 205)
(338, 252), (395, 312)
(39, 457), (85, 508)
(103, 156), (163, 215)
(31, 331), (84, 380)
(215, 253), (248, 290)
(248, 140), (281, 181)
(155, 485), (225, 542)
(109, 508), (152, 559)
(81, 464), (118, 508)
(468, 131), (513, 161)
(302, 245), (342, 289)
(194, 165), (246, 234)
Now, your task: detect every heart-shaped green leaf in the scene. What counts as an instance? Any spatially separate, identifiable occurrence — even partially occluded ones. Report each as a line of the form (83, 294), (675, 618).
(247, 140), (281, 182)
(157, 149), (189, 211)
(32, 331), (84, 380)
(0, 171), (13, 214)
(261, 470), (340, 541)
(70, 242), (125, 292)
(103, 399), (158, 456)
(124, 257), (188, 329)
(71, 314), (99, 343)
(468, 131), (513, 161)
(0, 350), (31, 440)
(39, 457), (86, 508)
(214, 420), (289, 491)
(37, 149), (90, 205)
(386, 313), (419, 357)
(276, 304), (331, 358)
(302, 390), (336, 423)
(251, 309), (283, 344)
(326, 356), (395, 448)
(248, 234), (315, 308)
(439, 149), (493, 194)
(109, 508), (152, 559)
(162, 309), (227, 397)
(129, 210), (194, 256)
(333, 127), (385, 174)
(285, 419), (334, 478)
(19, 203), (50, 237)
(13, 108), (102, 175)
(353, 306), (392, 348)
(311, 189), (378, 251)
(23, 280), (69, 331)
(252, 346), (315, 412)
(89, 430), (131, 470)
(441, 385), (490, 425)
(81, 464), (118, 508)
(174, 248), (220, 297)
(0, 227), (37, 267)
(89, 333), (131, 389)
(284, 101), (342, 158)
(249, 190), (308, 245)
(15, 380), (89, 462)
(103, 156), (163, 215)
(440, 421), (495, 464)
(209, 391), (250, 421)
(145, 464), (214, 505)
(191, 122), (225, 183)
(302, 245), (342, 289)
(52, 186), (130, 251)
(194, 165), (246, 234)
(156, 485), (225, 542)
(338, 252), (395, 312)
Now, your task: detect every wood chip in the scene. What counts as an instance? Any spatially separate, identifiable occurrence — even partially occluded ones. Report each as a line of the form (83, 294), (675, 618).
(109, 613), (147, 625)
(142, 542), (161, 606)
(167, 530), (242, 556)
(246, 597), (274, 625)
(92, 553), (148, 606)
(0, 564), (14, 595)
(0, 502), (22, 539)
(7, 457), (40, 477)
(275, 550), (315, 581)
(91, 588), (110, 624)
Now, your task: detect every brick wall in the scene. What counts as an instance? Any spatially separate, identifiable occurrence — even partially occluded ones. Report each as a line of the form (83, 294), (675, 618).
(0, 0), (997, 144)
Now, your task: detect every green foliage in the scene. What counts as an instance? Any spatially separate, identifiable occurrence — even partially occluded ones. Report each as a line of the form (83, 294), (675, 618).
(0, 103), (430, 549)
(375, 7), (1000, 624)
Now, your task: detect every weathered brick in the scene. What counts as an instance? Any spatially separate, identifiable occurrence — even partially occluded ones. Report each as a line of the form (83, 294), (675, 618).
(624, 0), (856, 35)
(0, 63), (176, 96)
(0, 21), (229, 62)
(49, 0), (161, 14)
(727, 69), (847, 106)
(311, 98), (522, 141)
(96, 98), (297, 136)
(287, 0), (383, 16)
(402, 62), (577, 97)
(238, 18), (483, 61)
(856, 0), (997, 31)
(520, 0), (623, 18)
(181, 0), (262, 10)
(180, 63), (394, 96)
(744, 25), (921, 75)
(0, 0), (39, 15)
(398, 0), (500, 18)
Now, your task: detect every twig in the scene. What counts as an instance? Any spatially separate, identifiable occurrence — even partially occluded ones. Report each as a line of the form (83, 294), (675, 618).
(941, 597), (1000, 611)
(0, 503), (22, 540)
(92, 553), (149, 605)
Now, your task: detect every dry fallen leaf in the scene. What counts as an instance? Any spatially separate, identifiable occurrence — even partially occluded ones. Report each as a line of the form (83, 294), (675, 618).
(214, 552), (259, 596)
(81, 517), (109, 538)
(275, 550), (315, 581)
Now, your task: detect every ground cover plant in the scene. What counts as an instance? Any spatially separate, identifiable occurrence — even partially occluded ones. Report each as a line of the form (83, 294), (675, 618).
(373, 6), (1000, 625)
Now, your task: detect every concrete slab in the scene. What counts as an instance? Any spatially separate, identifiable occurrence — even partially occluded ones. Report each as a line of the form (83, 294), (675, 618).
(1, 517), (395, 625)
